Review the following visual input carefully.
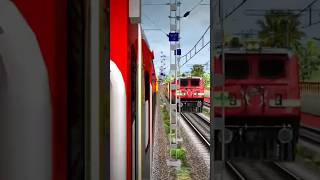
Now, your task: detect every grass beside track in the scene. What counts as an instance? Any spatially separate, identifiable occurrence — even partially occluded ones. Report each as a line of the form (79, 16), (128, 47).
(160, 96), (192, 180)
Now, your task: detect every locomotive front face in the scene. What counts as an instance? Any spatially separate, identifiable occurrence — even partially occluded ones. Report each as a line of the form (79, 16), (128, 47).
(213, 50), (301, 161)
(214, 52), (300, 117)
(175, 77), (205, 113)
(178, 78), (204, 98)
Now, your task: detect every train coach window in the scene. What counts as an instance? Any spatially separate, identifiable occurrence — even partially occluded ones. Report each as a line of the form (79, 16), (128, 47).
(191, 79), (200, 86)
(225, 56), (250, 79)
(259, 58), (286, 78)
(180, 79), (189, 86)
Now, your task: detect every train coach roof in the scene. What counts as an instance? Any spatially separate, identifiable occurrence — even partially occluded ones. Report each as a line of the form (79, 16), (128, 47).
(220, 48), (293, 55)
(141, 29), (151, 50)
(178, 76), (202, 79)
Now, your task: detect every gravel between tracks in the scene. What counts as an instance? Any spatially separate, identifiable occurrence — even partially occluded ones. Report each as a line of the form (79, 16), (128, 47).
(179, 115), (210, 180)
(152, 97), (174, 180)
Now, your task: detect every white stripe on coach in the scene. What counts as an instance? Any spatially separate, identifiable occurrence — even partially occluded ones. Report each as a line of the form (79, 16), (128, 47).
(110, 60), (127, 180)
(0, 1), (52, 179)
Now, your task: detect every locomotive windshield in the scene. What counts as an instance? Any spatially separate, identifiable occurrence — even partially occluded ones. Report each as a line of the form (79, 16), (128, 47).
(259, 56), (286, 78)
(180, 79), (188, 86)
(191, 79), (200, 86)
(225, 55), (250, 79)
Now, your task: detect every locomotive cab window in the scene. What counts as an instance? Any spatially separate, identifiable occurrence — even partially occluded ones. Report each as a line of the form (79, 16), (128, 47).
(259, 57), (286, 78)
(180, 79), (188, 86)
(191, 79), (200, 86)
(225, 55), (250, 79)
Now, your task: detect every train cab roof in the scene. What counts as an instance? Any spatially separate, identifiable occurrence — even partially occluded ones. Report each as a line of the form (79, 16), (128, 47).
(217, 46), (294, 58)
(178, 76), (202, 79)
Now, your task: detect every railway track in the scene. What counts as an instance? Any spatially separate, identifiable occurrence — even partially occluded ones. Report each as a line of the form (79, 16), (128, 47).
(180, 112), (302, 180)
(180, 113), (210, 147)
(203, 102), (320, 146)
(299, 125), (320, 145)
(226, 161), (302, 180)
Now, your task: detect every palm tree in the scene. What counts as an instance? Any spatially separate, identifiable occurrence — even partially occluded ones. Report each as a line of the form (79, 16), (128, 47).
(296, 40), (320, 80)
(257, 10), (305, 48)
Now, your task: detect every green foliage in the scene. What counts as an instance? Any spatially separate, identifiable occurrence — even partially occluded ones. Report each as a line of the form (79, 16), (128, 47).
(257, 10), (304, 48)
(177, 167), (191, 180)
(202, 73), (210, 88)
(170, 148), (186, 161)
(161, 104), (171, 135)
(229, 37), (241, 47)
(164, 124), (170, 135)
(170, 132), (176, 139)
(294, 40), (320, 81)
(163, 75), (174, 83)
(191, 64), (205, 77)
(297, 146), (320, 168)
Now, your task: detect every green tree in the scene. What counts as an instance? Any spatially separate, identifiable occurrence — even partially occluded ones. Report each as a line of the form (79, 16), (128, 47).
(163, 75), (174, 83)
(257, 10), (304, 48)
(295, 40), (320, 81)
(191, 64), (205, 77)
(202, 73), (210, 88)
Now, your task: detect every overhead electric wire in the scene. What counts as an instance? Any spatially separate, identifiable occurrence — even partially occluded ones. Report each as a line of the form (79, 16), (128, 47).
(142, 12), (168, 36)
(296, 0), (319, 17)
(180, 26), (210, 67)
(180, 0), (248, 68)
(190, 0), (205, 12)
(245, 0), (320, 28)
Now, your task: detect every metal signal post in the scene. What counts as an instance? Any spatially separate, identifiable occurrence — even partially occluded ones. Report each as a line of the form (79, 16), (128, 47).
(167, 0), (182, 167)
(210, 0), (226, 179)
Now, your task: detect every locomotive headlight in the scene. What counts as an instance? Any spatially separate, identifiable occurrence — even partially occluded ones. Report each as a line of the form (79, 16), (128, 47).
(176, 90), (182, 96)
(245, 40), (261, 51)
(194, 91), (204, 96)
(229, 94), (236, 105)
(275, 94), (283, 106)
(197, 92), (204, 96)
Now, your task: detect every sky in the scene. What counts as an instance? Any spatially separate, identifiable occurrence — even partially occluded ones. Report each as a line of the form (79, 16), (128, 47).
(142, 0), (320, 76)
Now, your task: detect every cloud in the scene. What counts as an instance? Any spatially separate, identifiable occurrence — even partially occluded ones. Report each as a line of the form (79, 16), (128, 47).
(142, 0), (320, 75)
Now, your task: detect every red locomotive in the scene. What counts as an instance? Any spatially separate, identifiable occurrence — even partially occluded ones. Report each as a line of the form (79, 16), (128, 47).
(165, 77), (205, 113)
(213, 45), (301, 161)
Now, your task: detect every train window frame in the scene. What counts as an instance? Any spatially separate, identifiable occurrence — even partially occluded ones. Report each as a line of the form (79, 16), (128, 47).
(258, 56), (287, 79)
(225, 54), (250, 79)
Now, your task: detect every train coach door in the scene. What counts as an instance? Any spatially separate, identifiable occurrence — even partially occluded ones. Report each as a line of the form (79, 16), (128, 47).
(131, 45), (138, 180)
(70, 0), (109, 179)
(68, 0), (86, 179)
(130, 40), (146, 180)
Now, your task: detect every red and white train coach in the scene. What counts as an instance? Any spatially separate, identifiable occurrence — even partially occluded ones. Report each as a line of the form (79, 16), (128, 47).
(213, 46), (300, 161)
(110, 1), (156, 176)
(1, 0), (156, 179)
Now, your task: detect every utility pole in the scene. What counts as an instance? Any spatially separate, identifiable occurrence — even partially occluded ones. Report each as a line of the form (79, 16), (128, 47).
(167, 0), (182, 168)
(210, 0), (225, 179)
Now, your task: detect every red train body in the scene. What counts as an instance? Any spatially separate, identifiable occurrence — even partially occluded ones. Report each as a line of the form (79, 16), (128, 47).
(213, 48), (301, 161)
(165, 77), (205, 113)
(1, 0), (156, 179)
